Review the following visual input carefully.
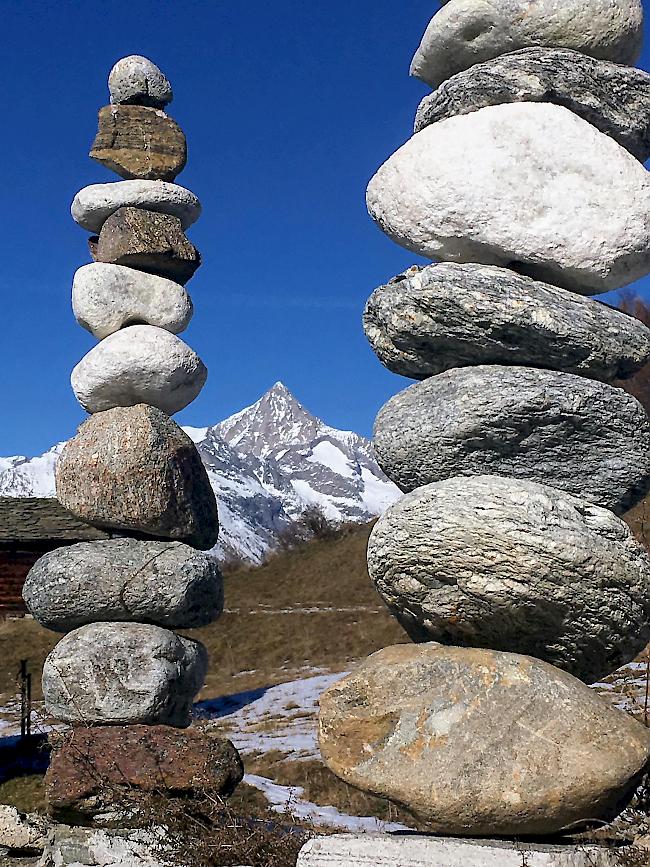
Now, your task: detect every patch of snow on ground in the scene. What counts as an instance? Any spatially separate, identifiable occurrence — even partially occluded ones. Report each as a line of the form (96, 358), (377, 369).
(244, 774), (409, 832)
(198, 672), (346, 760)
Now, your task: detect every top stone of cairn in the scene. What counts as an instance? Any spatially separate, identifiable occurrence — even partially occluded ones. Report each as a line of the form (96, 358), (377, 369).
(410, 0), (644, 88)
(108, 55), (173, 108)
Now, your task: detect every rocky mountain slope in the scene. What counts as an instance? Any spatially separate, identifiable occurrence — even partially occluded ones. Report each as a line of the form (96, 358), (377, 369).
(0, 383), (399, 562)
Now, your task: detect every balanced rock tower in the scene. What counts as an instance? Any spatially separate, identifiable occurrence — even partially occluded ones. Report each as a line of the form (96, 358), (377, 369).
(23, 56), (243, 828)
(303, 2), (650, 864)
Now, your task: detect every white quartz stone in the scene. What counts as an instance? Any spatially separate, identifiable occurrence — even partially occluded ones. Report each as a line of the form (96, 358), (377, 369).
(71, 180), (201, 233)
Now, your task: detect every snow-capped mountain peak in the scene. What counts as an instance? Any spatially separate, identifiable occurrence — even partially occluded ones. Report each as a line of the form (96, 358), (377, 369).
(0, 385), (399, 563)
(213, 382), (328, 459)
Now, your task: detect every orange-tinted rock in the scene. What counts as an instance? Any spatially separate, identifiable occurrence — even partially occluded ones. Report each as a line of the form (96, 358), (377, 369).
(90, 105), (186, 181)
(46, 725), (243, 824)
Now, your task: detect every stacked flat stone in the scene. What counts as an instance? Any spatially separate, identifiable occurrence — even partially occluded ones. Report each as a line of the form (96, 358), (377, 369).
(317, 0), (650, 847)
(23, 56), (242, 825)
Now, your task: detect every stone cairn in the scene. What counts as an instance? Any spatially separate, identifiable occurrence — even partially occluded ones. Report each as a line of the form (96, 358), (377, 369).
(22, 56), (243, 829)
(308, 0), (650, 862)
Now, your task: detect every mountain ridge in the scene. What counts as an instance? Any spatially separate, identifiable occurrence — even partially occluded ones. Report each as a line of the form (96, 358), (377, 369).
(0, 383), (399, 563)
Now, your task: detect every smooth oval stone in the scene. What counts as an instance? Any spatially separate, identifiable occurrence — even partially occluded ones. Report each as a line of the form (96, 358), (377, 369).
(23, 539), (223, 632)
(373, 365), (650, 514)
(366, 103), (650, 294)
(414, 47), (650, 162)
(42, 623), (207, 727)
(367, 475), (650, 683)
(72, 263), (193, 339)
(410, 0), (643, 88)
(92, 207), (201, 285)
(71, 180), (201, 234)
(55, 404), (219, 550)
(364, 263), (650, 382)
(90, 105), (187, 181)
(319, 643), (650, 835)
(71, 325), (207, 416)
(108, 55), (172, 108)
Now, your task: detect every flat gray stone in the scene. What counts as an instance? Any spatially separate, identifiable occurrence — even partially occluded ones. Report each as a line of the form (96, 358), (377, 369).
(39, 824), (170, 867)
(414, 47), (650, 162)
(318, 643), (650, 835)
(108, 55), (172, 108)
(23, 539), (223, 632)
(42, 622), (207, 726)
(373, 365), (650, 514)
(367, 476), (650, 683)
(55, 404), (219, 550)
(72, 263), (193, 339)
(71, 180), (201, 234)
(367, 102), (650, 294)
(298, 834), (629, 866)
(364, 263), (650, 382)
(410, 0), (643, 88)
(71, 325), (207, 416)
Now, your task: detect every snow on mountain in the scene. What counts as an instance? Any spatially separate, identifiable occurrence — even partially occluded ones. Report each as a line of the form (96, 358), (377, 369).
(0, 384), (400, 563)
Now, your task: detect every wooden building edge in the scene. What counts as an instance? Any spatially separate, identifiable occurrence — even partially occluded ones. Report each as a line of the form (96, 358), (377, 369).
(0, 498), (109, 617)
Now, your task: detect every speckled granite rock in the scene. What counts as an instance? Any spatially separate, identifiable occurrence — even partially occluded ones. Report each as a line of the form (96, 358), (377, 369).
(23, 539), (223, 631)
(319, 643), (650, 835)
(363, 263), (650, 382)
(414, 47), (650, 162)
(90, 104), (186, 181)
(55, 404), (219, 550)
(42, 623), (207, 726)
(367, 103), (650, 294)
(410, 0), (643, 88)
(367, 476), (650, 682)
(373, 365), (650, 514)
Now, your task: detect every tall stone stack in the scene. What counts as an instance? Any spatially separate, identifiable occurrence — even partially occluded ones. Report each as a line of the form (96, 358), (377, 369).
(309, 1), (650, 862)
(23, 56), (243, 827)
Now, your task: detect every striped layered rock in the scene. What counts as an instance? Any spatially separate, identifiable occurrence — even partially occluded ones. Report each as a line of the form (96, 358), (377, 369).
(373, 365), (650, 514)
(364, 263), (650, 382)
(367, 476), (650, 683)
(414, 47), (650, 162)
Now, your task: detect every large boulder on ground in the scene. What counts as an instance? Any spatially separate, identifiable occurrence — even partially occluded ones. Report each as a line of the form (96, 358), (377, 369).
(366, 103), (650, 294)
(72, 262), (193, 339)
(71, 325), (207, 415)
(319, 643), (650, 836)
(71, 180), (200, 234)
(364, 263), (650, 382)
(90, 104), (187, 181)
(46, 725), (243, 825)
(108, 55), (172, 108)
(23, 539), (223, 632)
(373, 365), (650, 514)
(42, 623), (207, 726)
(55, 404), (219, 550)
(410, 0), (643, 88)
(92, 207), (201, 285)
(367, 476), (650, 683)
(414, 47), (650, 162)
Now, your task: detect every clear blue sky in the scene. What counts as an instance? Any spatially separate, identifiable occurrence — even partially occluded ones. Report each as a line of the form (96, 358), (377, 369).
(2, 0), (650, 456)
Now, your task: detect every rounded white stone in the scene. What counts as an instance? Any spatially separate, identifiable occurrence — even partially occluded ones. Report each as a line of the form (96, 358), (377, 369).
(71, 325), (207, 415)
(108, 54), (173, 107)
(72, 263), (193, 339)
(367, 102), (650, 294)
(411, 0), (644, 88)
(71, 180), (201, 234)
